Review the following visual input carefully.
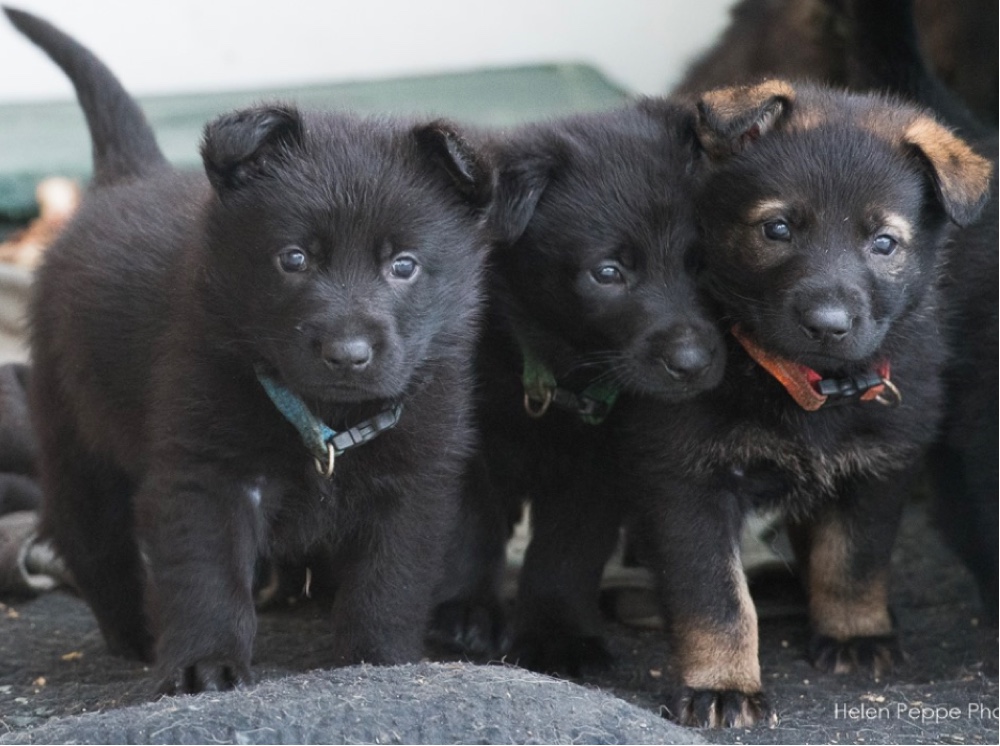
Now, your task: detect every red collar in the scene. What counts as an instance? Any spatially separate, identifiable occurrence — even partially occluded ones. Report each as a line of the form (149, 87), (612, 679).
(731, 325), (895, 411)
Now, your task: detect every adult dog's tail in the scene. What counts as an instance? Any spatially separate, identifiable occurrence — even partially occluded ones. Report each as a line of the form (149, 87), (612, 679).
(4, 6), (169, 186)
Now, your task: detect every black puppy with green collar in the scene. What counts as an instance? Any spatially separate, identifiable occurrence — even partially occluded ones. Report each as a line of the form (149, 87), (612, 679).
(430, 102), (726, 671)
(10, 8), (494, 693)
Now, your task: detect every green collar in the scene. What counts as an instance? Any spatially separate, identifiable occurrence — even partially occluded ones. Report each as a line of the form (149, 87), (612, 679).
(518, 338), (620, 425)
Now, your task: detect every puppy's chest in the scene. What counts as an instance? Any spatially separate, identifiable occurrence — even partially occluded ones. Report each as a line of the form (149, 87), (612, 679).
(685, 417), (919, 514)
(242, 467), (367, 550)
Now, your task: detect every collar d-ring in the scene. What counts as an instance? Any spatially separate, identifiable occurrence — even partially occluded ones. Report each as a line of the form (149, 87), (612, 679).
(874, 377), (902, 407)
(523, 389), (553, 419)
(314, 442), (335, 478)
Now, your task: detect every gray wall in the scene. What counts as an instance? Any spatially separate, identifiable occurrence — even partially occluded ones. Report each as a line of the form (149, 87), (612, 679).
(0, 0), (732, 101)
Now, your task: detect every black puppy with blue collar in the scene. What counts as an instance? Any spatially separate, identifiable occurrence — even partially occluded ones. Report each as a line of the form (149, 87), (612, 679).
(10, 8), (494, 693)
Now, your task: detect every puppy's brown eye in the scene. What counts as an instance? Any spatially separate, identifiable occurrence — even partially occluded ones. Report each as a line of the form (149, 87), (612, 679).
(277, 247), (308, 273)
(592, 262), (625, 286)
(872, 235), (897, 256)
(763, 220), (791, 241)
(390, 255), (418, 280)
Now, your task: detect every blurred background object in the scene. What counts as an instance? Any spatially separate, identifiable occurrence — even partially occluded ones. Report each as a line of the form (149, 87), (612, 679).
(674, 0), (997, 125)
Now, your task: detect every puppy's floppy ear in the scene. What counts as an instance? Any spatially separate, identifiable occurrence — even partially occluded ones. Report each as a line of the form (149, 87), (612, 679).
(695, 80), (795, 159)
(201, 105), (303, 193)
(903, 116), (993, 227)
(413, 120), (494, 211)
(489, 137), (571, 247)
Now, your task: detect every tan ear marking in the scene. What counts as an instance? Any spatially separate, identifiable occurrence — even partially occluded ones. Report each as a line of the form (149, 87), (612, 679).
(903, 116), (992, 227)
(695, 80), (796, 159)
(699, 80), (796, 122)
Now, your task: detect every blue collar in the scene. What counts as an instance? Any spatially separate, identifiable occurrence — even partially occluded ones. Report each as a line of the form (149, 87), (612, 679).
(254, 364), (403, 478)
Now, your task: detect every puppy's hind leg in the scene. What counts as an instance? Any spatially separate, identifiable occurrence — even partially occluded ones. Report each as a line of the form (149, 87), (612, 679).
(36, 417), (152, 661)
(510, 463), (624, 677)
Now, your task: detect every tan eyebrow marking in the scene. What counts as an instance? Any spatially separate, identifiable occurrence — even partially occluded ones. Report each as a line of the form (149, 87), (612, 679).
(878, 211), (913, 243)
(746, 199), (790, 224)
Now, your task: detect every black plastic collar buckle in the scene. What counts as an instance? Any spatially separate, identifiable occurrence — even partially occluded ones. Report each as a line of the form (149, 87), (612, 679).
(814, 370), (884, 405)
(548, 388), (612, 423)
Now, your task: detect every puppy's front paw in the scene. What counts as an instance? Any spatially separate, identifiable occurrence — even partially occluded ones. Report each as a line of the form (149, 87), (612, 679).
(669, 687), (776, 729)
(157, 658), (252, 695)
(510, 629), (612, 677)
(809, 633), (902, 677)
(428, 598), (508, 658)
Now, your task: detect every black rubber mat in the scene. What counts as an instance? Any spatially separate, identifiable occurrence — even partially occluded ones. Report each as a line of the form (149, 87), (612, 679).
(1, 497), (995, 744)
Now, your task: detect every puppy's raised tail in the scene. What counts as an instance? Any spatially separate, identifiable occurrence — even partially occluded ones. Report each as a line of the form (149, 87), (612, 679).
(4, 6), (168, 186)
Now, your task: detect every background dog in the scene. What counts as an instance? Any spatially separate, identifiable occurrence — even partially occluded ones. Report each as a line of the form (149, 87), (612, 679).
(673, 0), (997, 126)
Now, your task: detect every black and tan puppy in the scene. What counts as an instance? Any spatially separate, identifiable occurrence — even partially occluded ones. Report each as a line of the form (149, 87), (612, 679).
(430, 101), (726, 670)
(615, 79), (991, 726)
(8, 9), (494, 693)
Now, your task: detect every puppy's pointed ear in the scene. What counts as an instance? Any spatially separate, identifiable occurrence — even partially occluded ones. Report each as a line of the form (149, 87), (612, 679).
(903, 116), (992, 227)
(413, 120), (494, 211)
(201, 105), (303, 193)
(695, 80), (795, 159)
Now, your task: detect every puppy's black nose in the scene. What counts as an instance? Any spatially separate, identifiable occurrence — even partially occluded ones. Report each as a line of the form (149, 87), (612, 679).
(663, 343), (714, 380)
(322, 338), (373, 370)
(799, 305), (853, 341)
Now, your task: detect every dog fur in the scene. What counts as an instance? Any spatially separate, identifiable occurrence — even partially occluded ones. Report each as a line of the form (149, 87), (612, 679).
(614, 79), (991, 727)
(0, 363), (40, 516)
(673, 0), (998, 126)
(841, 0), (998, 623)
(429, 100), (727, 671)
(8, 8), (495, 693)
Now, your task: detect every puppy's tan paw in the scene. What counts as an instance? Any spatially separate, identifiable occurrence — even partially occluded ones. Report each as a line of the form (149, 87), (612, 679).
(668, 687), (777, 729)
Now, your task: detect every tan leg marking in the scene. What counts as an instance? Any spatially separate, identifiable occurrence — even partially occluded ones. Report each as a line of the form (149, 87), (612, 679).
(675, 552), (761, 693)
(807, 516), (893, 641)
